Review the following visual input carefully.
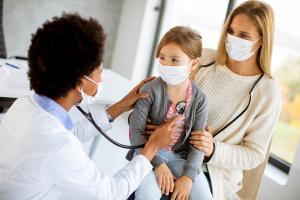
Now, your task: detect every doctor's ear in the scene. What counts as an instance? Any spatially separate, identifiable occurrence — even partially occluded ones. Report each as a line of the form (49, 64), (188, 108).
(76, 80), (84, 92)
(76, 85), (81, 92)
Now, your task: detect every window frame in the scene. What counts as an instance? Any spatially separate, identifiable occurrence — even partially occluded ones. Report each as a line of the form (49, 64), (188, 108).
(269, 153), (291, 174)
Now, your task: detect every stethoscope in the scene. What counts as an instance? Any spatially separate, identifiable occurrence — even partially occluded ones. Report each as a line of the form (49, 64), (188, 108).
(77, 61), (264, 149)
(76, 105), (146, 149)
(76, 101), (186, 149)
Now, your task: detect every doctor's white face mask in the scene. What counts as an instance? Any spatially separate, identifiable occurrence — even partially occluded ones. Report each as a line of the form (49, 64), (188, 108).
(157, 61), (190, 86)
(78, 76), (103, 105)
(226, 34), (261, 62)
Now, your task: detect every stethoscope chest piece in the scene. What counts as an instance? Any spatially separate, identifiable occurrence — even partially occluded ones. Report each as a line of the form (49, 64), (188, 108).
(176, 101), (186, 115)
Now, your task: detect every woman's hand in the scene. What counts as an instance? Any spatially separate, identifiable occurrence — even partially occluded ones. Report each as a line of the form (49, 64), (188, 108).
(154, 163), (176, 195)
(171, 176), (192, 200)
(189, 127), (214, 158)
(107, 76), (155, 119)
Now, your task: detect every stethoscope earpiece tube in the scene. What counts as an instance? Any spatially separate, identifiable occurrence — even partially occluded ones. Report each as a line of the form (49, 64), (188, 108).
(199, 61), (264, 137)
(76, 106), (146, 149)
(213, 73), (264, 137)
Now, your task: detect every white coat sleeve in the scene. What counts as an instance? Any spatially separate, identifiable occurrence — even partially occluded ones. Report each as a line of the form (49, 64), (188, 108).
(73, 105), (112, 143)
(41, 144), (152, 200)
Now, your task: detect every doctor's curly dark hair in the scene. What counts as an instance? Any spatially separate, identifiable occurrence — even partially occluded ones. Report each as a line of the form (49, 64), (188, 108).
(28, 13), (106, 99)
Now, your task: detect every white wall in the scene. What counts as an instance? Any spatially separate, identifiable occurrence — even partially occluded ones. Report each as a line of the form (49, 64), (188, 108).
(110, 0), (161, 84)
(258, 140), (300, 200)
(3, 0), (123, 67)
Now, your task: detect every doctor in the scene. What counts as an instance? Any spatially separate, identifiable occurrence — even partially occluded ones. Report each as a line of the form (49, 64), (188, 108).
(0, 14), (179, 200)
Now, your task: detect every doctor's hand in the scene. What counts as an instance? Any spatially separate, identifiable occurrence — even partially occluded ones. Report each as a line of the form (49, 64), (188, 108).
(155, 163), (176, 195)
(143, 118), (163, 137)
(141, 115), (180, 161)
(107, 76), (155, 120)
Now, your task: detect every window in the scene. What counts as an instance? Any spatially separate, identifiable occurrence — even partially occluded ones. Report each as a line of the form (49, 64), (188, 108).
(236, 0), (300, 169)
(149, 0), (229, 76)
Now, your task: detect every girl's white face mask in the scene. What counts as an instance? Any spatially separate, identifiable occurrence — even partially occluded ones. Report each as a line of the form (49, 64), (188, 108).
(225, 34), (261, 62)
(78, 75), (103, 106)
(157, 61), (190, 86)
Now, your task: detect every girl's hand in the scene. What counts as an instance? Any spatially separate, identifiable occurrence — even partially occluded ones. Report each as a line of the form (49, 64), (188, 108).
(154, 163), (176, 195)
(189, 127), (214, 157)
(171, 176), (192, 200)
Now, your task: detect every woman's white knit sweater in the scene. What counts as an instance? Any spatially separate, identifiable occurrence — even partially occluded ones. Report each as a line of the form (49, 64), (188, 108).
(194, 64), (282, 200)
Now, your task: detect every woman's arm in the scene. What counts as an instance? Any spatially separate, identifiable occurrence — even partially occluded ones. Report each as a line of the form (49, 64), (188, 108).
(209, 96), (281, 170)
(191, 87), (282, 170)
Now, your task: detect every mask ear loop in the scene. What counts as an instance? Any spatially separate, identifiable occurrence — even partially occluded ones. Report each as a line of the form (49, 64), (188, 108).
(80, 75), (100, 113)
(84, 75), (100, 85)
(250, 36), (262, 53)
(253, 36), (261, 44)
(79, 86), (92, 114)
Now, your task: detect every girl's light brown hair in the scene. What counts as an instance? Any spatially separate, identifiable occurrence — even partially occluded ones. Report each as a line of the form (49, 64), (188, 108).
(156, 26), (202, 60)
(216, 0), (274, 78)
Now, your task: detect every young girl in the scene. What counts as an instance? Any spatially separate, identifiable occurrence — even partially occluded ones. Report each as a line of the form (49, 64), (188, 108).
(130, 26), (212, 200)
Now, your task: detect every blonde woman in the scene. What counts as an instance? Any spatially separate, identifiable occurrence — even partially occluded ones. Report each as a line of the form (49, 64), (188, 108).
(188, 1), (282, 199)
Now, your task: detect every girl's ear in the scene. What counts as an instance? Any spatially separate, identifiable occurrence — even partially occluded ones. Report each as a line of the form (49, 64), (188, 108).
(190, 57), (201, 72)
(189, 57), (201, 81)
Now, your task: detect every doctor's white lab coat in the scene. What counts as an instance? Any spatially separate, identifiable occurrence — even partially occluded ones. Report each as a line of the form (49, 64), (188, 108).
(0, 95), (152, 200)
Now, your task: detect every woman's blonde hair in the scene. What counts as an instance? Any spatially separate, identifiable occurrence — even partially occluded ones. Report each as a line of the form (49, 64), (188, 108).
(215, 0), (274, 77)
(156, 26), (202, 60)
